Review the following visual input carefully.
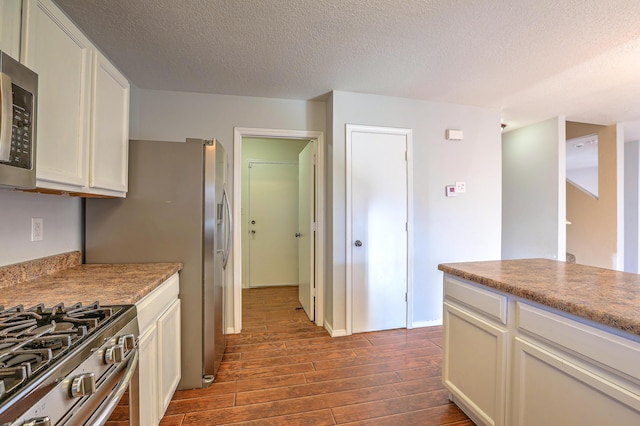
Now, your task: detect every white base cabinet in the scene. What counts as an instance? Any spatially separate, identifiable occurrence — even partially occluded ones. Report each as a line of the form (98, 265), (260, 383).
(138, 322), (158, 426)
(511, 301), (640, 426)
(443, 277), (508, 426)
(443, 274), (640, 426)
(512, 337), (640, 425)
(136, 273), (181, 426)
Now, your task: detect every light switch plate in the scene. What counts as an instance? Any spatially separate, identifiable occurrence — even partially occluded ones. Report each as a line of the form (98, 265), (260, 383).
(31, 218), (43, 241)
(455, 181), (466, 193)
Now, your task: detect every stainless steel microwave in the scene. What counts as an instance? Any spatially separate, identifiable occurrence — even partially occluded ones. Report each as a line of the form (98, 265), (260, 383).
(0, 50), (38, 189)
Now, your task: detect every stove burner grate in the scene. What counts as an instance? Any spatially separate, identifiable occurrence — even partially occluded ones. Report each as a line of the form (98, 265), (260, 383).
(0, 301), (122, 403)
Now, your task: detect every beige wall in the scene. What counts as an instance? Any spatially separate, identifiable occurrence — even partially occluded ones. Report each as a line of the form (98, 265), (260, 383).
(566, 122), (623, 269)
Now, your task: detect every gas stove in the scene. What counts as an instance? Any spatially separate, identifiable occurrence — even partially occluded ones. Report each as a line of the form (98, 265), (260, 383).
(0, 302), (139, 426)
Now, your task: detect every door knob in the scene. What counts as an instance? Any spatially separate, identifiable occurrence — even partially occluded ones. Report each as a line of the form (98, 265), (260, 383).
(295, 232), (301, 238)
(354, 240), (363, 247)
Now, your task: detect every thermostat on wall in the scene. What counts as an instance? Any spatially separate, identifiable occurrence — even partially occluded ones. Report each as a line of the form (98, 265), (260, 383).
(445, 185), (457, 197)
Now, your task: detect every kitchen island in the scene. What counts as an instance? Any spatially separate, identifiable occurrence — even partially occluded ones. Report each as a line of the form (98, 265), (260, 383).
(438, 259), (640, 426)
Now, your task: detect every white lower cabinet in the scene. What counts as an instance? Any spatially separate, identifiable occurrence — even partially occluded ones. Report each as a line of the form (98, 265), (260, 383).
(443, 277), (508, 426)
(138, 322), (158, 426)
(512, 337), (640, 425)
(511, 301), (640, 426)
(443, 274), (640, 426)
(136, 273), (181, 426)
(157, 299), (181, 418)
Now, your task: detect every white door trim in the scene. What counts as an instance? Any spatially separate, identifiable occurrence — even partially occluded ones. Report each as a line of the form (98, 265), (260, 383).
(345, 124), (414, 335)
(233, 127), (325, 333)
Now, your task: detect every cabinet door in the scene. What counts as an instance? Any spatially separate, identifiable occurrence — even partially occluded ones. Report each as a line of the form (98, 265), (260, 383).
(138, 325), (159, 426)
(157, 299), (181, 419)
(443, 301), (507, 426)
(511, 337), (640, 425)
(0, 0), (22, 59)
(90, 51), (129, 195)
(21, 0), (92, 189)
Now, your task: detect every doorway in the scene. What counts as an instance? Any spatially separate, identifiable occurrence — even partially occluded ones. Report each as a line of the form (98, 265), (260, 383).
(233, 128), (325, 333)
(247, 161), (299, 288)
(346, 124), (413, 334)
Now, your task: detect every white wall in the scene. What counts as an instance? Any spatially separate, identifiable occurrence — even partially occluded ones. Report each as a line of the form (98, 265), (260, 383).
(624, 140), (639, 272)
(328, 91), (502, 333)
(502, 117), (566, 260)
(0, 190), (82, 267)
(130, 88), (326, 331)
(567, 167), (598, 197)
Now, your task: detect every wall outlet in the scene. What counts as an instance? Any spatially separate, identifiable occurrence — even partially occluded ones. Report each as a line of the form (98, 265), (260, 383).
(31, 218), (43, 241)
(455, 181), (466, 193)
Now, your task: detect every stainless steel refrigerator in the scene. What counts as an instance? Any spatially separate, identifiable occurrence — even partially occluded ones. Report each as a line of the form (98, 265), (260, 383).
(85, 138), (231, 390)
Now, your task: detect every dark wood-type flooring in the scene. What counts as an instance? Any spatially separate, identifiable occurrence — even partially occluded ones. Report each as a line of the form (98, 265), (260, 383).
(113, 285), (473, 425)
(160, 286), (473, 425)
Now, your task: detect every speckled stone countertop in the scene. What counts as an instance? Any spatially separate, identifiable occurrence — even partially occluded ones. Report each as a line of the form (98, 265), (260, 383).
(439, 258), (640, 336)
(0, 252), (182, 308)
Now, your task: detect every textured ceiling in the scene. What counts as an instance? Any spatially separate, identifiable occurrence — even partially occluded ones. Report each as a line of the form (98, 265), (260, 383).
(54, 0), (640, 137)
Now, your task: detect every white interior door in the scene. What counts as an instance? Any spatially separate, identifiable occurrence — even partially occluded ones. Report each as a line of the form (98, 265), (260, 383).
(298, 142), (315, 320)
(248, 162), (298, 287)
(349, 128), (408, 333)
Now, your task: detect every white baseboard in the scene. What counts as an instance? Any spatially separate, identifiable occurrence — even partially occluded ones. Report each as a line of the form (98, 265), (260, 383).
(324, 320), (348, 337)
(411, 319), (443, 328)
(225, 327), (237, 335)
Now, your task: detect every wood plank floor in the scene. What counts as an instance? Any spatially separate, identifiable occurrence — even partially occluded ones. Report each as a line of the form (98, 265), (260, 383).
(158, 285), (472, 425)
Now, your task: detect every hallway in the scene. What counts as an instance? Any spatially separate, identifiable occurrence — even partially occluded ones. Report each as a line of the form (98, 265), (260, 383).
(160, 286), (472, 425)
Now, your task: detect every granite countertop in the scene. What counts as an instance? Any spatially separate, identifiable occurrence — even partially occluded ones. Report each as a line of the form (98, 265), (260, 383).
(439, 258), (640, 336)
(0, 252), (183, 308)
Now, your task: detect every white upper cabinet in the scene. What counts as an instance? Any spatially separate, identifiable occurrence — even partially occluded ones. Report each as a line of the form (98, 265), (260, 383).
(0, 0), (22, 60)
(90, 52), (129, 194)
(20, 0), (129, 197)
(21, 0), (92, 189)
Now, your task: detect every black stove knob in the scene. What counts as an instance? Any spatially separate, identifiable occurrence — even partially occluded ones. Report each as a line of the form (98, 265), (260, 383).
(104, 344), (125, 364)
(22, 418), (51, 426)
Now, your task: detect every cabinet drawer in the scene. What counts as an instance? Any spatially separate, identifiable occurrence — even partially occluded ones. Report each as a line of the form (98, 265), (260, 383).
(136, 273), (179, 334)
(511, 336), (640, 425)
(444, 276), (507, 325)
(517, 301), (640, 381)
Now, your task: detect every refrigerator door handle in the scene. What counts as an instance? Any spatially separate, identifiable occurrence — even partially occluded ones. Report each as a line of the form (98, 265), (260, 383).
(222, 186), (232, 269)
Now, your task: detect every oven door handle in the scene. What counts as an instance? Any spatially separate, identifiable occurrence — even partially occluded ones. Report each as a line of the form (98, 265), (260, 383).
(90, 348), (139, 426)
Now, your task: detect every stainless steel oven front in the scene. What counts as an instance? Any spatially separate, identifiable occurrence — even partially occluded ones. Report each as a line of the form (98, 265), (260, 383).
(0, 303), (140, 426)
